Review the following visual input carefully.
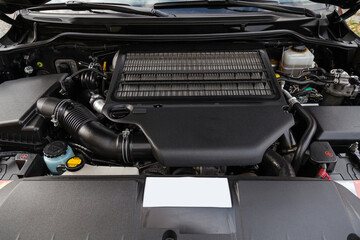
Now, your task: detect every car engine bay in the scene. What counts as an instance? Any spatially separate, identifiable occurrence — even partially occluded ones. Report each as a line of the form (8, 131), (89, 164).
(0, 38), (360, 180)
(1, 1), (360, 238)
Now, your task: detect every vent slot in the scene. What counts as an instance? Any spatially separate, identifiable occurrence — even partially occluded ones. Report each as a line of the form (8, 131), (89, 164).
(116, 51), (277, 101)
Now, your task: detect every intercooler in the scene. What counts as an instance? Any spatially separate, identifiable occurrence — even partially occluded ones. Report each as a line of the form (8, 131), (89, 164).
(115, 51), (278, 101)
(105, 49), (294, 167)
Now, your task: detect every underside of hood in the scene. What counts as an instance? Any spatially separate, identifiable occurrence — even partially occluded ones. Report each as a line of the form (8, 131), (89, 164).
(0, 0), (359, 14)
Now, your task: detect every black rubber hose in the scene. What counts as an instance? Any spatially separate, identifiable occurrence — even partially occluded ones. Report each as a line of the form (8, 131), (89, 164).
(36, 97), (152, 163)
(291, 102), (317, 172)
(73, 147), (123, 166)
(277, 77), (326, 86)
(277, 67), (334, 80)
(262, 149), (296, 177)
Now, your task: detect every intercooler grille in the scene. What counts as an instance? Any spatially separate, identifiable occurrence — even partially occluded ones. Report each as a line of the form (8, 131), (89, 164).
(116, 51), (277, 100)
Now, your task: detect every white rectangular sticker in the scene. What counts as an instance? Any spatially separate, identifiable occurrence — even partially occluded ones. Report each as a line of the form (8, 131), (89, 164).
(143, 177), (232, 208)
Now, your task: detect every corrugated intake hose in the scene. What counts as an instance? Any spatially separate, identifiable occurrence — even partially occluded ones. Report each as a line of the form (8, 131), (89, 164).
(262, 149), (296, 177)
(36, 97), (152, 163)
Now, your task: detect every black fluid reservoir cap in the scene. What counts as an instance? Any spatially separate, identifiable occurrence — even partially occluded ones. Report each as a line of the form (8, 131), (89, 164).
(291, 45), (307, 53)
(43, 141), (68, 158)
(309, 141), (337, 164)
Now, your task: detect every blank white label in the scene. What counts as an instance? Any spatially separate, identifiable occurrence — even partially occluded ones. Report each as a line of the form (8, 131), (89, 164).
(143, 177), (232, 208)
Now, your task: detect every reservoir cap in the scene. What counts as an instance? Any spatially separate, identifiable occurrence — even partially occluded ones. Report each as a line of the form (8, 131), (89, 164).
(309, 141), (337, 164)
(43, 141), (68, 158)
(291, 45), (307, 53)
(66, 157), (85, 171)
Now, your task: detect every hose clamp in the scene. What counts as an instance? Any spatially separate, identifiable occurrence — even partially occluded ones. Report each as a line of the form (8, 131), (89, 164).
(288, 97), (299, 111)
(121, 129), (131, 164)
(51, 99), (71, 127)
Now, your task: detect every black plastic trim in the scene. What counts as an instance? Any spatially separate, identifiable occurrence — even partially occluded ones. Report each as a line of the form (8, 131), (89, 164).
(0, 29), (357, 54)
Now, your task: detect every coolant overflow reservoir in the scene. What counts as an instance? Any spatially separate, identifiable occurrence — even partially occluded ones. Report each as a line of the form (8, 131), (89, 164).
(280, 45), (314, 76)
(43, 141), (75, 175)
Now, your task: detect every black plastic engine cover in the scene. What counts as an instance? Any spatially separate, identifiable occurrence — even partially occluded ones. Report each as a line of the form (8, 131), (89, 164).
(104, 49), (294, 166)
(306, 106), (360, 144)
(107, 104), (293, 166)
(0, 177), (359, 240)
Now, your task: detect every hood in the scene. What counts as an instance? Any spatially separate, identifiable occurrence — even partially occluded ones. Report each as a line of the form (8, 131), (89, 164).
(310, 0), (359, 9)
(0, 0), (358, 14)
(0, 0), (50, 14)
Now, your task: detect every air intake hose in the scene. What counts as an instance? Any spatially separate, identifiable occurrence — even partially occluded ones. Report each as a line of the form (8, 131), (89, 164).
(36, 97), (152, 163)
(261, 149), (296, 177)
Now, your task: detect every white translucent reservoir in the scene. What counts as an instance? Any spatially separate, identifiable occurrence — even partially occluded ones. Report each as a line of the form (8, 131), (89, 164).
(280, 45), (315, 76)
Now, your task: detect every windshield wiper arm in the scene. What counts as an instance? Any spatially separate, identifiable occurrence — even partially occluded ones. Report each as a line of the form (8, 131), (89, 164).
(228, 0), (318, 17)
(29, 1), (174, 17)
(154, 0), (318, 18)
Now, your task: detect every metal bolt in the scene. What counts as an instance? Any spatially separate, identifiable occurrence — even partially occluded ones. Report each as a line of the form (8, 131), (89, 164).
(349, 142), (359, 153)
(24, 66), (34, 74)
